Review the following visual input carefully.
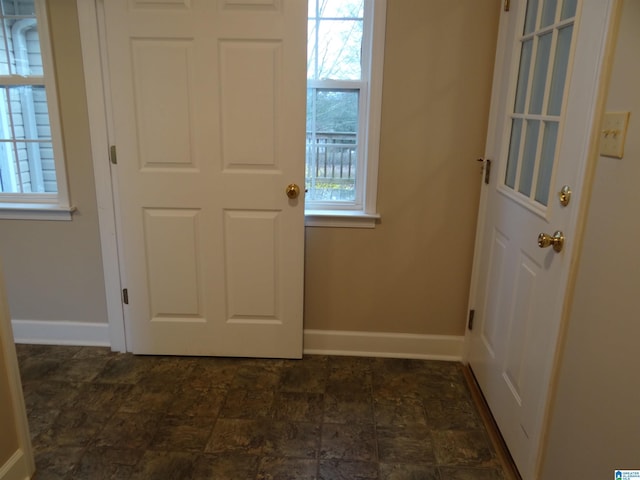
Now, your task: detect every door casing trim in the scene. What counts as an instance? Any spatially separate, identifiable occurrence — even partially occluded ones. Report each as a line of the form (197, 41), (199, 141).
(77, 0), (127, 352)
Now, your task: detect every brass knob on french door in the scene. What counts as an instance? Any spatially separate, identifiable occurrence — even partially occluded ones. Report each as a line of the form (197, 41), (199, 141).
(538, 231), (564, 253)
(285, 183), (301, 199)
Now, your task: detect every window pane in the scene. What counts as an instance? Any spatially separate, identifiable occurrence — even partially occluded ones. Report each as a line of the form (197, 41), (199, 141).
(0, 84), (54, 193)
(505, 118), (523, 189)
(524, 0), (539, 35)
(519, 120), (540, 197)
(529, 32), (552, 115)
(535, 121), (558, 205)
(306, 89), (358, 202)
(0, 140), (54, 193)
(308, 19), (362, 80)
(561, 0), (577, 20)
(308, 0), (363, 19)
(547, 24), (573, 116)
(0, 16), (42, 76)
(514, 39), (533, 114)
(541, 0), (557, 28)
(307, 19), (317, 79)
(5, 86), (51, 140)
(0, 20), (11, 74)
(1, 0), (35, 16)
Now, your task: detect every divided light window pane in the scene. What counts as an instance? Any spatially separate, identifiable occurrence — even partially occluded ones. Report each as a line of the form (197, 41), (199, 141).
(540, 0), (557, 28)
(518, 120), (540, 197)
(307, 0), (364, 205)
(534, 121), (558, 205)
(523, 0), (539, 35)
(503, 0), (576, 207)
(529, 32), (551, 115)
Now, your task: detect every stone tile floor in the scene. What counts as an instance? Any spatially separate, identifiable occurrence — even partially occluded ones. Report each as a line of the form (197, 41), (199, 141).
(16, 344), (510, 479)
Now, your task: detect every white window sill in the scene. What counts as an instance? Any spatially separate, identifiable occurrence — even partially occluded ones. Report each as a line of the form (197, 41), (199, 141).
(0, 203), (77, 221)
(305, 210), (380, 228)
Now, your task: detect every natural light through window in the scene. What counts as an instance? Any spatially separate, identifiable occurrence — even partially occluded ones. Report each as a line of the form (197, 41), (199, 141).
(306, 0), (385, 225)
(0, 0), (70, 219)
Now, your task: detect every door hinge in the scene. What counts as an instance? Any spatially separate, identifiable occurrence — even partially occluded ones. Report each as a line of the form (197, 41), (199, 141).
(484, 159), (492, 185)
(122, 288), (129, 305)
(504, 0), (510, 12)
(109, 145), (117, 165)
(468, 309), (475, 330)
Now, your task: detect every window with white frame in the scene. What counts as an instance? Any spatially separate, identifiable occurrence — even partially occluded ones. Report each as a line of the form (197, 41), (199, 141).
(0, 0), (70, 219)
(306, 0), (385, 225)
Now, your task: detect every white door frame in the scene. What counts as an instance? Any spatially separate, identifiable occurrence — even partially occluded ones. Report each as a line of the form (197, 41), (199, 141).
(77, 0), (127, 352)
(463, 0), (621, 477)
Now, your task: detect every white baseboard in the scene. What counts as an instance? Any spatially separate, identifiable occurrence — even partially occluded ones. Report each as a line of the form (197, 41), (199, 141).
(11, 319), (110, 347)
(303, 329), (464, 361)
(10, 321), (463, 360)
(0, 449), (33, 480)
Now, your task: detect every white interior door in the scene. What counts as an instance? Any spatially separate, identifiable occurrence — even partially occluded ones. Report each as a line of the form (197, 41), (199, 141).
(468, 0), (614, 478)
(103, 0), (306, 358)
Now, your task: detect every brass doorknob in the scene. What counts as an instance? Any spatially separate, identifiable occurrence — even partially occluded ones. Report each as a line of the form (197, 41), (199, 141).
(538, 231), (564, 252)
(285, 183), (300, 199)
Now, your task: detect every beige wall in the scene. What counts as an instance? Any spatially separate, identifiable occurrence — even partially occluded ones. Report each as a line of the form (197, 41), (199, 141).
(0, 331), (19, 467)
(0, 0), (107, 324)
(0, 1), (499, 338)
(305, 1), (499, 335)
(540, 1), (640, 477)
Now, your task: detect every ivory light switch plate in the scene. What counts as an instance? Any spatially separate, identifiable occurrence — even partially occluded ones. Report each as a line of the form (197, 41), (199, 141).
(600, 111), (630, 158)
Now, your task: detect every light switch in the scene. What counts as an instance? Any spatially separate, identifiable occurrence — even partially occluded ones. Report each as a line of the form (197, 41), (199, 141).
(600, 111), (630, 158)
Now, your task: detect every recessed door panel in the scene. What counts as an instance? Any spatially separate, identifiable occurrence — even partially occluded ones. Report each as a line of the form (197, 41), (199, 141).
(224, 210), (279, 322)
(481, 229), (509, 357)
(219, 40), (281, 169)
(130, 0), (190, 9)
(132, 39), (196, 169)
(504, 253), (539, 403)
(143, 208), (202, 319)
(221, 0), (281, 12)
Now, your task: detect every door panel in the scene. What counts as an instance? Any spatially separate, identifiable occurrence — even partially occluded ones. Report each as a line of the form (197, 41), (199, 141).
(144, 208), (203, 319)
(132, 39), (196, 168)
(468, 0), (614, 478)
(104, 0), (306, 358)
(224, 209), (279, 320)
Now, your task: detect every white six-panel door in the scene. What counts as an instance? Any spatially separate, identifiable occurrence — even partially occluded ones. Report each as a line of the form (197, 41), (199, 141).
(468, 0), (614, 478)
(103, 0), (306, 358)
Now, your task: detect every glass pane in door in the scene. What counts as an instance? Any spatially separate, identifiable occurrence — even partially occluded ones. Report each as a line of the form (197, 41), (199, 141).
(547, 25), (573, 115)
(502, 0), (576, 208)
(519, 120), (540, 197)
(529, 32), (552, 115)
(535, 121), (559, 205)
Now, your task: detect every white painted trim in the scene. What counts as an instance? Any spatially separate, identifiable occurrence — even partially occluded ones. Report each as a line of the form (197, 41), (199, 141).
(77, 0), (126, 352)
(363, 0), (386, 217)
(0, 204), (75, 220)
(12, 319), (110, 347)
(305, 210), (380, 228)
(0, 450), (31, 480)
(304, 329), (464, 361)
(0, 261), (34, 480)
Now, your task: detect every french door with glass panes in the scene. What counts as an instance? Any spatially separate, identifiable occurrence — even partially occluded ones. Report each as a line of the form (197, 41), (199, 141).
(467, 0), (615, 478)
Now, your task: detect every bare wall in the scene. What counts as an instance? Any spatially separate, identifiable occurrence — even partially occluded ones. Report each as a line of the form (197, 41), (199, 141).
(304, 1), (500, 335)
(540, 0), (640, 476)
(0, 0), (107, 324)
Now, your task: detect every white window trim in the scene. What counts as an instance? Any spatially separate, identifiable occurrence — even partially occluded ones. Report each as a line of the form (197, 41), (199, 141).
(305, 0), (386, 229)
(0, 0), (74, 220)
